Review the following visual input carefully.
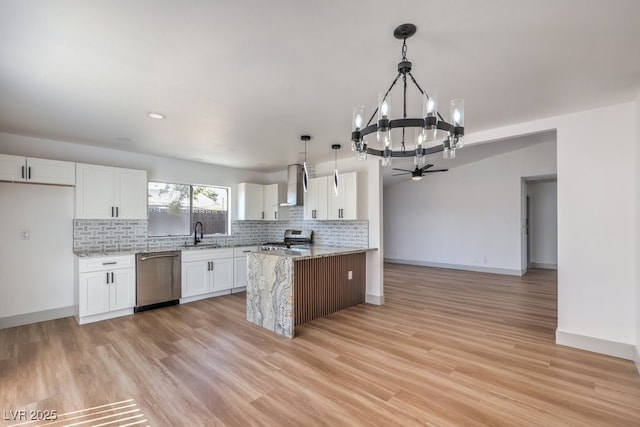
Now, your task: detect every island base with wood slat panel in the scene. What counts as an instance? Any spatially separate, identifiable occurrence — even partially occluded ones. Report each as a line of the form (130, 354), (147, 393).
(246, 246), (376, 338)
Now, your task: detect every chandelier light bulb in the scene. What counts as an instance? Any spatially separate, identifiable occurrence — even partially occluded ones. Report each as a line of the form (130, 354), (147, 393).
(355, 114), (363, 129)
(380, 101), (390, 117)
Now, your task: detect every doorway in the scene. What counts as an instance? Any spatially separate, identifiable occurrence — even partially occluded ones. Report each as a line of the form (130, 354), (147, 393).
(521, 176), (558, 274)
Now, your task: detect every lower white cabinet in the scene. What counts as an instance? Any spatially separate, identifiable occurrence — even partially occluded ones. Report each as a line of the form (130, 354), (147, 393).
(76, 254), (135, 324)
(233, 246), (258, 290)
(181, 248), (235, 300)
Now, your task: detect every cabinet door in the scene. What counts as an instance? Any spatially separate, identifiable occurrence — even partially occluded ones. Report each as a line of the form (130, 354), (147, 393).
(328, 172), (357, 220)
(263, 183), (278, 221)
(211, 258), (234, 292)
(304, 176), (328, 220)
(233, 256), (248, 288)
(114, 168), (147, 219)
(340, 171), (358, 220)
(79, 271), (110, 316)
(26, 157), (76, 185)
(238, 183), (264, 220)
(110, 268), (135, 311)
(75, 163), (115, 219)
(181, 260), (211, 297)
(0, 154), (25, 182)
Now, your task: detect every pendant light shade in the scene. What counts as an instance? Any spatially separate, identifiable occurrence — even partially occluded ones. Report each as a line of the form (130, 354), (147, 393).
(300, 135), (311, 192)
(332, 144), (341, 196)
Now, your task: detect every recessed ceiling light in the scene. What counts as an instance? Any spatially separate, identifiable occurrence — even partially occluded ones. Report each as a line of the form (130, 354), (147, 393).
(147, 112), (165, 120)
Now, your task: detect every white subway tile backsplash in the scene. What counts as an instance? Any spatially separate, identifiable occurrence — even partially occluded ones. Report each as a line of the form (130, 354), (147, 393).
(73, 207), (368, 252)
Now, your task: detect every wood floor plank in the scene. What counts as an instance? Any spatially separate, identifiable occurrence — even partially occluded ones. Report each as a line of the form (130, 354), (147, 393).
(1, 265), (639, 426)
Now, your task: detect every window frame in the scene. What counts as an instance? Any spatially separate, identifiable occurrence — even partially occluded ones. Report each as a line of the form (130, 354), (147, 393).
(147, 181), (231, 237)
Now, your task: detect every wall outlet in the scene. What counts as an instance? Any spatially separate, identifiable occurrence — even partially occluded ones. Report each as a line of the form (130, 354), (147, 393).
(348, 270), (353, 280)
(21, 230), (30, 240)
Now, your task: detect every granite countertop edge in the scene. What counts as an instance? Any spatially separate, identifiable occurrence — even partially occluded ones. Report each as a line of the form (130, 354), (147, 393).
(251, 246), (378, 260)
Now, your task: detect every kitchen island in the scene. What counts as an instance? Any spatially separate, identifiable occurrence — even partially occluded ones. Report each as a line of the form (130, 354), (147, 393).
(246, 246), (376, 338)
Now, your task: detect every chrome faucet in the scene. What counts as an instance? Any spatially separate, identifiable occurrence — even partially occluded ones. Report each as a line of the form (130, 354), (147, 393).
(194, 221), (203, 245)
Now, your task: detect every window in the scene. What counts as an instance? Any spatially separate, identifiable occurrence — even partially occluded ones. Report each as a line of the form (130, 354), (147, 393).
(148, 182), (230, 237)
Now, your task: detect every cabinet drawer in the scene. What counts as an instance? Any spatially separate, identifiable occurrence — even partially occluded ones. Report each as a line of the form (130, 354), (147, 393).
(78, 255), (135, 273)
(233, 246), (258, 257)
(181, 248), (234, 263)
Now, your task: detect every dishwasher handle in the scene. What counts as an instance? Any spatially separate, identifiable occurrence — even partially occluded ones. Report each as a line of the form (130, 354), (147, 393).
(138, 253), (180, 261)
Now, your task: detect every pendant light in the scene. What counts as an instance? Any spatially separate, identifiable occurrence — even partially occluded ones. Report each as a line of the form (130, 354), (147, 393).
(301, 135), (311, 192)
(332, 144), (341, 196)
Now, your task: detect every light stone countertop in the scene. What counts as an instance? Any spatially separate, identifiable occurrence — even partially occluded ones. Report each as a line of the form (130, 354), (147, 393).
(251, 246), (377, 260)
(73, 243), (259, 258)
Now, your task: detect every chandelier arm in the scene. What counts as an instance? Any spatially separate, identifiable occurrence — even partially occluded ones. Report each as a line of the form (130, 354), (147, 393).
(408, 72), (446, 123)
(365, 72), (403, 127)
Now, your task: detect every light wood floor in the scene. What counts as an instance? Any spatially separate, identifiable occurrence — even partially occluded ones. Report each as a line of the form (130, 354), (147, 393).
(2, 265), (640, 426)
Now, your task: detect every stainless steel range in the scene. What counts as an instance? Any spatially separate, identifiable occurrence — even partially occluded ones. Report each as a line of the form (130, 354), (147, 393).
(261, 229), (313, 250)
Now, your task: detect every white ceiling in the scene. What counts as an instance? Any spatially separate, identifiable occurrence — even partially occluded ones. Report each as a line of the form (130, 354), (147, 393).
(0, 1), (639, 173)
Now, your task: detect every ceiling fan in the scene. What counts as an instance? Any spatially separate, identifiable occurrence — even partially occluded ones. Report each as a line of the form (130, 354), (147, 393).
(392, 164), (448, 181)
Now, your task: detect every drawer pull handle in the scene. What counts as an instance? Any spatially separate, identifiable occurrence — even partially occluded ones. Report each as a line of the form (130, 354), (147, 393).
(102, 262), (117, 265)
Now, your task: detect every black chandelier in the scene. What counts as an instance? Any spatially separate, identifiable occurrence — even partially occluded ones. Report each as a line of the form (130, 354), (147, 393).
(351, 23), (465, 167)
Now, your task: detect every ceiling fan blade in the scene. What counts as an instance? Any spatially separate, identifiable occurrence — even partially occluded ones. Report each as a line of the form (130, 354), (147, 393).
(423, 169), (448, 173)
(392, 168), (412, 173)
(391, 173), (410, 176)
(419, 164), (434, 172)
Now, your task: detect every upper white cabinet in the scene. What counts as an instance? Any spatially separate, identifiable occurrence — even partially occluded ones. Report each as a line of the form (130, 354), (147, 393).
(237, 182), (263, 220)
(304, 176), (329, 220)
(0, 154), (75, 185)
(328, 171), (358, 220)
(263, 183), (288, 221)
(304, 172), (358, 220)
(75, 163), (147, 219)
(238, 182), (288, 220)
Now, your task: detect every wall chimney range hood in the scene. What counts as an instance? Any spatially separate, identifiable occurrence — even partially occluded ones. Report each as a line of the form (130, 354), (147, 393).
(280, 164), (304, 207)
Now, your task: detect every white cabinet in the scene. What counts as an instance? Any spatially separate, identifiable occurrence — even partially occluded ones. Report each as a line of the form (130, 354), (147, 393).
(263, 183), (288, 221)
(304, 176), (329, 220)
(75, 163), (147, 219)
(181, 248), (235, 299)
(0, 154), (75, 185)
(233, 246), (258, 290)
(238, 182), (287, 220)
(76, 254), (135, 324)
(237, 182), (264, 220)
(328, 171), (358, 220)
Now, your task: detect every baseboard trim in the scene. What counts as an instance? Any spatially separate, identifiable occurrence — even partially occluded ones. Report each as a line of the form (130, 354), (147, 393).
(635, 347), (640, 376)
(530, 262), (558, 270)
(384, 258), (522, 276)
(556, 329), (635, 361)
(366, 294), (384, 305)
(0, 306), (75, 329)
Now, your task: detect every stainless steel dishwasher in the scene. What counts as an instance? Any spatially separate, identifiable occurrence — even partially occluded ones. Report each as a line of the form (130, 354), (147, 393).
(135, 250), (181, 312)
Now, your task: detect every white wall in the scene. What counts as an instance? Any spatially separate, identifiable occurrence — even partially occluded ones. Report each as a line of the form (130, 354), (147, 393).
(384, 140), (557, 275)
(636, 91), (640, 372)
(0, 183), (74, 321)
(461, 101), (637, 360)
(528, 180), (558, 268)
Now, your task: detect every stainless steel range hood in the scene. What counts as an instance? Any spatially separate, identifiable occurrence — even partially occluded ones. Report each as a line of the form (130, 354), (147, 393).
(279, 164), (304, 207)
